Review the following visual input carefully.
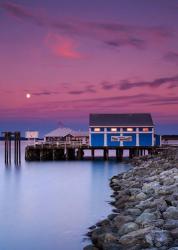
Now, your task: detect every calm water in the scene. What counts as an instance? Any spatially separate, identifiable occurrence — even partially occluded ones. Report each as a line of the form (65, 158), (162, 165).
(0, 142), (131, 250)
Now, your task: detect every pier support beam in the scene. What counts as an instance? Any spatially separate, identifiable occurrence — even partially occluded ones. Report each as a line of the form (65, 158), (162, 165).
(129, 148), (134, 159)
(77, 148), (84, 160)
(3, 131), (21, 165)
(66, 148), (75, 160)
(116, 148), (123, 161)
(103, 148), (109, 161)
(5, 132), (11, 165)
(14, 132), (21, 165)
(91, 149), (95, 160)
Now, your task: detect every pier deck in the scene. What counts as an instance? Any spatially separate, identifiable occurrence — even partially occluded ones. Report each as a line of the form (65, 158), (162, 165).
(25, 143), (155, 161)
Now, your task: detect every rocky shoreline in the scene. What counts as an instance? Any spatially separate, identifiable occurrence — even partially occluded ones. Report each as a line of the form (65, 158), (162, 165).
(84, 147), (178, 250)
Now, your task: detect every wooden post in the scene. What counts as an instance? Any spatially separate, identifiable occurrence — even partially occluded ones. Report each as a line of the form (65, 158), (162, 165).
(116, 148), (119, 161)
(129, 148), (133, 159)
(91, 148), (95, 160)
(103, 148), (109, 161)
(4, 132), (11, 165)
(116, 148), (123, 161)
(5, 132), (8, 165)
(14, 132), (21, 165)
(77, 148), (84, 160)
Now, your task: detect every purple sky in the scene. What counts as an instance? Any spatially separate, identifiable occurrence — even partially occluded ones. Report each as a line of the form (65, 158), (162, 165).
(0, 0), (178, 136)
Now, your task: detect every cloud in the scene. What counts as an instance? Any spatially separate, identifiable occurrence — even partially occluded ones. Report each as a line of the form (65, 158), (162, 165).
(104, 38), (146, 49)
(68, 84), (96, 95)
(45, 33), (83, 59)
(1, 2), (45, 25)
(119, 75), (178, 90)
(101, 81), (116, 90)
(31, 91), (59, 96)
(164, 51), (178, 64)
(1, 2), (173, 50)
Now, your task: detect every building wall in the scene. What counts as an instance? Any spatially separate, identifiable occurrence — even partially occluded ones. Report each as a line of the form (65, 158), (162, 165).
(107, 133), (121, 147)
(91, 133), (104, 147)
(122, 133), (136, 147)
(139, 133), (152, 146)
(155, 135), (161, 146)
(90, 127), (154, 147)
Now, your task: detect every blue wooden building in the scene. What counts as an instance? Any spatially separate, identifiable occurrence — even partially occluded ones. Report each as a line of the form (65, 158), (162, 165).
(89, 113), (155, 147)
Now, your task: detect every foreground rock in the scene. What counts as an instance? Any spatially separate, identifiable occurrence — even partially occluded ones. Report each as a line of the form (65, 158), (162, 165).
(84, 147), (178, 249)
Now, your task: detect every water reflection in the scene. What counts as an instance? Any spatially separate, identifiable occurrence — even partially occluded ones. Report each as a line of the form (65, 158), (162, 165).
(0, 142), (131, 250)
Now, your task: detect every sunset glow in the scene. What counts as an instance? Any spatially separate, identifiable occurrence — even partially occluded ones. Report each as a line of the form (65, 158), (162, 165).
(0, 0), (178, 135)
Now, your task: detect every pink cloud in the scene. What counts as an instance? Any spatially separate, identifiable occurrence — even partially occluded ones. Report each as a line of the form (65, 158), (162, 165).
(45, 33), (83, 59)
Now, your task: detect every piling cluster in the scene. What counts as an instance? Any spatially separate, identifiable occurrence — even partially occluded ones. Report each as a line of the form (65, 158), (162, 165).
(25, 144), (154, 161)
(25, 145), (85, 161)
(85, 147), (178, 250)
(3, 131), (21, 165)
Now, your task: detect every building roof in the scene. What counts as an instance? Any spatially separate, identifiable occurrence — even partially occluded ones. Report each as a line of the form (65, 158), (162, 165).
(45, 128), (73, 137)
(45, 127), (88, 137)
(89, 113), (154, 127)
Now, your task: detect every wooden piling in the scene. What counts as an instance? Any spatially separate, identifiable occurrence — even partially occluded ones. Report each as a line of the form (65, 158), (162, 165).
(14, 132), (21, 165)
(91, 148), (95, 160)
(103, 148), (109, 161)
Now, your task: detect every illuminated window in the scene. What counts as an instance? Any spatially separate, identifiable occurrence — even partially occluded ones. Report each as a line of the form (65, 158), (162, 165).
(142, 128), (149, 132)
(111, 128), (117, 132)
(94, 128), (101, 132)
(127, 128), (133, 132)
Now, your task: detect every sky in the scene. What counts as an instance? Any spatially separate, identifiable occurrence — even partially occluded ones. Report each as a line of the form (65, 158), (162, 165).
(0, 0), (178, 136)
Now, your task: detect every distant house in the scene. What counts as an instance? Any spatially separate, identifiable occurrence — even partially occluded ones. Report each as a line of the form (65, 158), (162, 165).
(161, 135), (178, 146)
(89, 113), (155, 147)
(44, 127), (89, 145)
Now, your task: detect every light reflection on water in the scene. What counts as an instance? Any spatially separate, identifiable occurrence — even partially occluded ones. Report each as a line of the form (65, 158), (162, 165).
(0, 142), (131, 250)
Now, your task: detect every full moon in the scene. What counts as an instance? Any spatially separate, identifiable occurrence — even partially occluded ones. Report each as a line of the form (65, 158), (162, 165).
(26, 93), (31, 99)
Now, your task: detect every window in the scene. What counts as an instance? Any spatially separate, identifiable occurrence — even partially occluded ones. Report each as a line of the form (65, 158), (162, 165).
(127, 128), (133, 132)
(94, 128), (101, 132)
(111, 128), (117, 132)
(142, 128), (149, 132)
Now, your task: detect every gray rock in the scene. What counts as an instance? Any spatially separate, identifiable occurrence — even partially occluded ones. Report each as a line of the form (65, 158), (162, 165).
(135, 212), (156, 226)
(102, 243), (121, 250)
(164, 219), (178, 230)
(83, 245), (99, 250)
(135, 192), (147, 200)
(163, 206), (178, 220)
(162, 178), (175, 186)
(125, 208), (142, 217)
(170, 228), (178, 239)
(151, 229), (172, 248)
(118, 222), (139, 236)
(96, 219), (110, 227)
(119, 227), (153, 246)
(142, 181), (160, 194)
(113, 215), (133, 228)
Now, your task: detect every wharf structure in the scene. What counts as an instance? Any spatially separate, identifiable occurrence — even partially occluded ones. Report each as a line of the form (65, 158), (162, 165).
(25, 113), (160, 161)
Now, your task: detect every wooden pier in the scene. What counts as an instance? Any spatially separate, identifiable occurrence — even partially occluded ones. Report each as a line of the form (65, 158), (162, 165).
(25, 143), (155, 161)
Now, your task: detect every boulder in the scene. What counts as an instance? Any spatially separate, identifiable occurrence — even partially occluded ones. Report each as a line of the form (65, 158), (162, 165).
(119, 227), (153, 247)
(170, 228), (178, 239)
(83, 245), (99, 250)
(135, 192), (147, 201)
(164, 219), (178, 230)
(142, 181), (160, 194)
(125, 208), (142, 217)
(150, 229), (172, 248)
(163, 206), (178, 220)
(113, 215), (133, 228)
(135, 212), (156, 226)
(118, 222), (139, 236)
